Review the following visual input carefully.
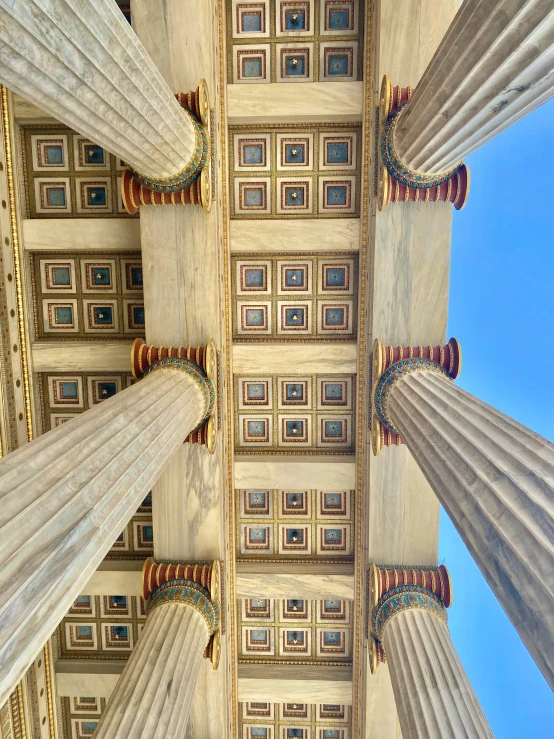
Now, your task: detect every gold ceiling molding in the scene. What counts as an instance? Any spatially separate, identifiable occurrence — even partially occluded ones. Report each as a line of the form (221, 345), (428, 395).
(1, 87), (32, 444)
(352, 0), (373, 735)
(218, 0), (239, 737)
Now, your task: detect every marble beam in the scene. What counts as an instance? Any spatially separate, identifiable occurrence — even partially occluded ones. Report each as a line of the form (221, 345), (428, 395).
(23, 219), (140, 252)
(236, 570), (354, 600)
(230, 219), (360, 252)
(227, 82), (363, 123)
(234, 460), (356, 489)
(56, 662), (122, 699)
(82, 567), (142, 597)
(238, 665), (353, 704)
(232, 344), (358, 375)
(31, 342), (133, 373)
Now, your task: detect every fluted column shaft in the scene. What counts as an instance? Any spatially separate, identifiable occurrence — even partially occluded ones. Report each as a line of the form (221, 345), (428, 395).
(95, 603), (208, 738)
(394, 0), (554, 173)
(0, 367), (207, 707)
(388, 371), (554, 688)
(383, 608), (493, 739)
(0, 0), (196, 179)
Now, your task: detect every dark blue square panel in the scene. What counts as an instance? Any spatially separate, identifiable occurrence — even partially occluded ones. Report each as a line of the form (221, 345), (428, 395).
(327, 186), (347, 205)
(143, 525), (153, 541)
(249, 491), (267, 507)
(324, 493), (341, 508)
(245, 268), (265, 287)
(243, 59), (262, 78)
(285, 307), (305, 325)
(325, 307), (345, 325)
(329, 10), (349, 29)
(130, 266), (143, 286)
(53, 267), (71, 285)
(326, 142), (349, 164)
(285, 56), (305, 76)
(55, 306), (73, 324)
(284, 268), (305, 287)
(242, 11), (262, 32)
(285, 187), (305, 206)
(286, 383), (304, 400)
(250, 528), (267, 542)
(248, 420), (266, 436)
(326, 267), (346, 286)
(328, 54), (349, 76)
(286, 10), (305, 29)
(60, 381), (77, 398)
(45, 146), (63, 165)
(132, 306), (145, 326)
(286, 420), (304, 436)
(47, 188), (66, 207)
(324, 529), (342, 543)
(110, 596), (127, 608)
(324, 420), (343, 437)
(87, 186), (107, 206)
(325, 383), (343, 400)
(286, 528), (304, 543)
(285, 144), (305, 164)
(92, 267), (111, 285)
(98, 382), (117, 399)
(94, 306), (113, 324)
(244, 144), (263, 165)
(245, 188), (264, 207)
(84, 144), (105, 165)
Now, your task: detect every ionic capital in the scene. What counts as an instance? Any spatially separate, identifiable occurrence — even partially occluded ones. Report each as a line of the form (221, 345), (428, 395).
(367, 563), (452, 672)
(131, 338), (218, 453)
(142, 557), (223, 670)
(370, 337), (461, 455)
(122, 80), (213, 214)
(377, 75), (469, 211)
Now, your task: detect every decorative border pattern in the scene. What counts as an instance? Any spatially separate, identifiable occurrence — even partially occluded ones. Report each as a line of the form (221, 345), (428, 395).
(371, 586), (447, 641)
(235, 374), (356, 454)
(30, 251), (143, 340)
(237, 489), (354, 560)
(239, 597), (352, 664)
(21, 124), (137, 219)
(232, 253), (358, 342)
(228, 0), (365, 83)
(240, 701), (351, 737)
(230, 124), (361, 219)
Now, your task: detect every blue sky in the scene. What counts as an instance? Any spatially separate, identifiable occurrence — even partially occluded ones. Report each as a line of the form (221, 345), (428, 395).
(442, 97), (554, 735)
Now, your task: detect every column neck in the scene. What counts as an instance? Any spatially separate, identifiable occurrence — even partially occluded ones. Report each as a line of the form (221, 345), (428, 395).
(371, 338), (461, 454)
(142, 557), (222, 670)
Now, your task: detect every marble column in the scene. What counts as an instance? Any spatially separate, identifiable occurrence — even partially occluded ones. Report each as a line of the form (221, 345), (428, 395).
(370, 564), (493, 738)
(392, 0), (554, 174)
(383, 607), (493, 739)
(0, 0), (202, 181)
(373, 342), (554, 689)
(95, 560), (220, 738)
(0, 357), (214, 708)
